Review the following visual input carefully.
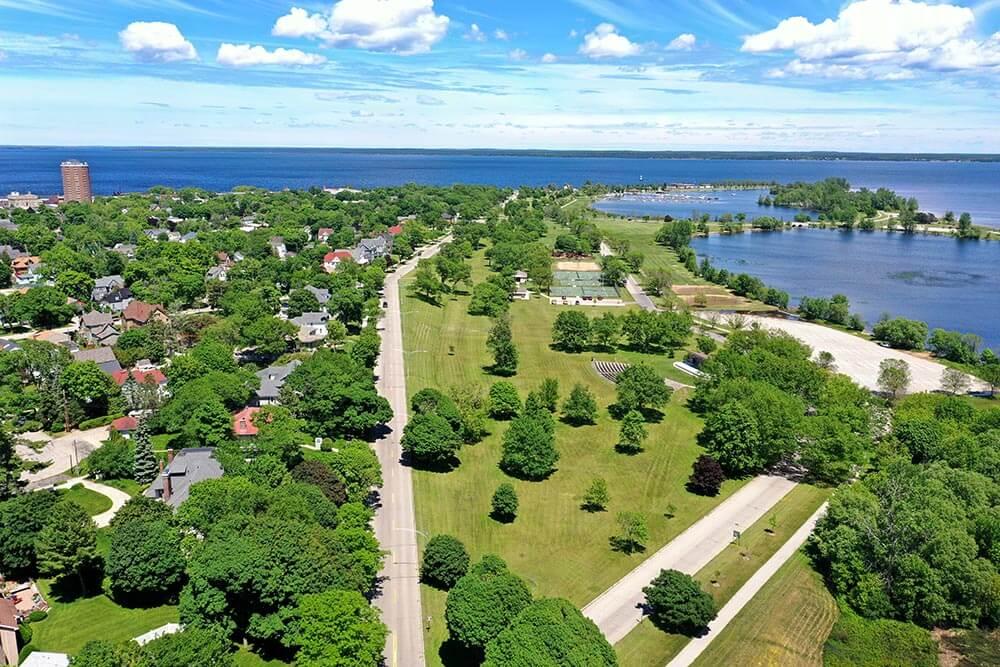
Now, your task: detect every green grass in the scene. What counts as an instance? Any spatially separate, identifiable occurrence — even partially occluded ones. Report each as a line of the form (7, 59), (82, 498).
(59, 484), (112, 516)
(102, 478), (144, 497)
(29, 580), (178, 655)
(615, 484), (832, 666)
(233, 647), (292, 666)
(823, 603), (937, 667)
(936, 628), (1000, 667)
(403, 246), (757, 666)
(590, 214), (704, 287)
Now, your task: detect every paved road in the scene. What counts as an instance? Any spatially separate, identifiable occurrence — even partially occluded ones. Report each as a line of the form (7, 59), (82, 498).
(599, 242), (658, 312)
(17, 426), (111, 488)
(56, 477), (131, 528)
(667, 502), (829, 667)
(372, 237), (451, 667)
(744, 315), (987, 394)
(582, 475), (798, 644)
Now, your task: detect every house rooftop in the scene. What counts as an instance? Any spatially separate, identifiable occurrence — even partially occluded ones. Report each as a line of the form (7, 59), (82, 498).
(144, 448), (223, 508)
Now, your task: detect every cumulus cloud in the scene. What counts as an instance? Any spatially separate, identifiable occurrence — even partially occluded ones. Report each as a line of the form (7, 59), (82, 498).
(579, 23), (641, 59)
(666, 33), (696, 51)
(272, 0), (449, 55)
(541, 52), (558, 63)
(119, 21), (197, 62)
(465, 23), (486, 42)
(743, 0), (1000, 76)
(508, 48), (528, 61)
(217, 43), (326, 67)
(494, 29), (509, 41)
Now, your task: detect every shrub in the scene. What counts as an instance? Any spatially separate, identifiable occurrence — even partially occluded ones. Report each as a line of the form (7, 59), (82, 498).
(79, 415), (119, 430)
(687, 455), (725, 496)
(582, 478), (609, 512)
(421, 534), (470, 590)
(643, 569), (716, 635)
(491, 483), (518, 522)
(27, 610), (47, 623)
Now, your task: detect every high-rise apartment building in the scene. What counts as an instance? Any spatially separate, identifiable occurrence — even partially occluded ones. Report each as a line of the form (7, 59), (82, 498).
(61, 160), (92, 203)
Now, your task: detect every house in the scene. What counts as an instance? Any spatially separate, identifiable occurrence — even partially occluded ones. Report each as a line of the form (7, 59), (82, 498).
(303, 285), (330, 305)
(111, 243), (137, 258)
(111, 415), (139, 437)
(355, 235), (392, 264)
(6, 192), (42, 210)
(11, 256), (42, 285)
(269, 237), (287, 260)
(291, 312), (329, 347)
(145, 448), (223, 508)
(99, 287), (134, 314)
(205, 265), (228, 282)
(0, 339), (21, 353)
(513, 270), (529, 285)
(72, 347), (122, 375)
(79, 311), (120, 347)
(112, 368), (168, 399)
(0, 597), (18, 667)
(239, 217), (262, 232)
(35, 330), (77, 352)
(91, 275), (125, 302)
(0, 219), (18, 233)
(233, 406), (261, 438)
(179, 231), (198, 243)
(317, 228), (334, 244)
(254, 359), (301, 405)
(122, 301), (168, 330)
(143, 228), (180, 242)
(387, 224), (405, 236)
(0, 246), (24, 261)
(323, 250), (354, 273)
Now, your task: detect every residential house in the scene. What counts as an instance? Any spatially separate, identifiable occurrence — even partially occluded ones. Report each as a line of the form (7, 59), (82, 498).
(269, 237), (287, 260)
(317, 228), (334, 244)
(291, 312), (329, 348)
(35, 330), (78, 352)
(98, 287), (134, 314)
(355, 235), (392, 264)
(513, 270), (529, 285)
(0, 339), (21, 353)
(111, 243), (137, 259)
(179, 231), (198, 243)
(6, 192), (42, 210)
(303, 285), (330, 305)
(0, 219), (17, 233)
(254, 359), (301, 406)
(0, 246), (25, 261)
(0, 598), (18, 667)
(72, 347), (122, 374)
(232, 406), (261, 438)
(387, 224), (405, 236)
(323, 249), (354, 273)
(11, 256), (42, 285)
(205, 265), (228, 282)
(122, 301), (168, 330)
(91, 275), (125, 303)
(79, 311), (120, 347)
(111, 415), (138, 438)
(112, 369), (169, 403)
(143, 228), (181, 242)
(145, 448), (223, 508)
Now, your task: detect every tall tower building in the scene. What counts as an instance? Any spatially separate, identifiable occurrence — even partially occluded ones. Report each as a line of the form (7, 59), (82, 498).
(61, 160), (92, 203)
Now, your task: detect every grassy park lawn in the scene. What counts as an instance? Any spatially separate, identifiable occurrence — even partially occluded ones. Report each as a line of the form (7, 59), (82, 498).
(102, 478), (144, 497)
(614, 484), (832, 666)
(59, 484), (112, 516)
(28, 580), (178, 655)
(403, 249), (755, 665)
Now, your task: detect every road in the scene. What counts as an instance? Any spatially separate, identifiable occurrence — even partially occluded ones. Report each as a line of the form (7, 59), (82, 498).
(599, 242), (658, 312)
(56, 476), (131, 528)
(744, 315), (987, 394)
(372, 236), (451, 667)
(667, 502), (829, 667)
(582, 475), (797, 644)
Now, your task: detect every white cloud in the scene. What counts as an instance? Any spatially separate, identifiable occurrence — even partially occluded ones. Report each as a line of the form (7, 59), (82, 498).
(351, 109), (374, 117)
(569, 29), (578, 38)
(119, 21), (197, 62)
(743, 0), (1000, 76)
(508, 48), (528, 61)
(217, 43), (326, 68)
(272, 0), (449, 55)
(0, 50), (6, 62)
(666, 33), (696, 51)
(494, 29), (509, 41)
(542, 53), (558, 63)
(416, 94), (444, 105)
(465, 23), (486, 42)
(579, 23), (641, 59)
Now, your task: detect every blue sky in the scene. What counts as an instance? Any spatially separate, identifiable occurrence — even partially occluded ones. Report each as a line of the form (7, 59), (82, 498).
(2, 0), (999, 151)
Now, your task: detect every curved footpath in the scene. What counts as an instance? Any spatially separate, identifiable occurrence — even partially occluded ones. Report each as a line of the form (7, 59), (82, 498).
(56, 477), (131, 528)
(666, 502), (830, 667)
(372, 237), (451, 667)
(583, 475), (798, 644)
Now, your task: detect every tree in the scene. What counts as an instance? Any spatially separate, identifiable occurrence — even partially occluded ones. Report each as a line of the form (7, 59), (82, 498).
(582, 477), (610, 512)
(401, 412), (462, 468)
(940, 367), (971, 396)
(981, 361), (1000, 398)
(70, 640), (136, 667)
(487, 316), (518, 375)
(655, 220), (694, 249)
(617, 410), (647, 454)
(61, 361), (120, 422)
(55, 270), (94, 302)
(873, 317), (928, 350)
(349, 326), (381, 369)
(287, 288), (321, 318)
(445, 556), (532, 651)
(483, 598), (617, 667)
(878, 358), (911, 401)
(643, 569), (717, 635)
(616, 364), (671, 415)
(697, 402), (764, 476)
(327, 440), (383, 504)
(289, 590), (387, 667)
(109, 496), (172, 530)
(488, 381), (521, 420)
(36, 500), (101, 593)
(469, 282), (509, 318)
(13, 286), (75, 328)
(0, 427), (24, 500)
(552, 311), (591, 352)
(590, 312), (620, 350)
(817, 350), (836, 371)
(500, 413), (559, 480)
(291, 460), (348, 505)
(0, 491), (59, 576)
(140, 628), (234, 667)
(613, 511), (648, 554)
(538, 378), (559, 413)
(491, 483), (518, 522)
(687, 455), (725, 496)
(562, 384), (598, 426)
(411, 259), (443, 304)
(421, 534), (470, 590)
(86, 435), (133, 480)
(132, 420), (158, 484)
(600, 256), (628, 287)
(107, 519), (185, 602)
(183, 397), (232, 447)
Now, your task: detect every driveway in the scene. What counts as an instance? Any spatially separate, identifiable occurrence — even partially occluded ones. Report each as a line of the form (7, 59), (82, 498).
(744, 315), (987, 394)
(56, 477), (132, 528)
(582, 475), (797, 644)
(599, 242), (658, 312)
(17, 426), (110, 488)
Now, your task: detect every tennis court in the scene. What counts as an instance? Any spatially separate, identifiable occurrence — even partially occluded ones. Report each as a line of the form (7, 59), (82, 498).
(552, 270), (621, 298)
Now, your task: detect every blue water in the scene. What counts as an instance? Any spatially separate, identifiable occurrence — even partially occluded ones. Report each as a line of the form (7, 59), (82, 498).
(593, 189), (811, 221)
(689, 229), (1000, 350)
(1, 147), (998, 226)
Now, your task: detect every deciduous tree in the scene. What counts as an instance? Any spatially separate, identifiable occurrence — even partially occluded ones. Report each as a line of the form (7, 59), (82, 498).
(562, 384), (598, 426)
(643, 569), (716, 635)
(421, 534), (470, 590)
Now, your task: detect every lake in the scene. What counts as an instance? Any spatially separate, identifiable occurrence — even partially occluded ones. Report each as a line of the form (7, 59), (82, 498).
(2, 147), (999, 226)
(689, 229), (1000, 350)
(592, 188), (811, 221)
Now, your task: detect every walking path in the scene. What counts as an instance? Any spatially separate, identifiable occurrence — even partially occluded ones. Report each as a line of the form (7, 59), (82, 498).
(372, 236), (451, 667)
(599, 242), (657, 311)
(666, 502), (829, 667)
(56, 477), (131, 528)
(582, 475), (798, 644)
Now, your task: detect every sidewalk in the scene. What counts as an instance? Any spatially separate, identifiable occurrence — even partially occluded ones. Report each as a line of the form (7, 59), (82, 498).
(56, 477), (132, 528)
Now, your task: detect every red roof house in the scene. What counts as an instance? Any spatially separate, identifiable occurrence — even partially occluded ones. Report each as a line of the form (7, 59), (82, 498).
(122, 301), (168, 329)
(111, 415), (139, 434)
(323, 250), (355, 273)
(233, 406), (261, 438)
(387, 224), (404, 236)
(111, 369), (167, 387)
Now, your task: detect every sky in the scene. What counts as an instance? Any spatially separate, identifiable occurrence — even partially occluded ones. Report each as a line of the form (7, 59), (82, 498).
(1, 0), (999, 151)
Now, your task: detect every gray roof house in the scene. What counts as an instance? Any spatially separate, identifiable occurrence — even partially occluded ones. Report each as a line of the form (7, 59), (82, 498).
(303, 285), (330, 305)
(270, 236), (288, 259)
(355, 235), (392, 264)
(291, 312), (329, 348)
(72, 347), (123, 375)
(92, 275), (125, 302)
(254, 359), (302, 405)
(0, 245), (25, 260)
(180, 231), (198, 243)
(145, 448), (224, 508)
(112, 243), (137, 258)
(79, 311), (120, 347)
(205, 265), (228, 282)
(100, 287), (134, 314)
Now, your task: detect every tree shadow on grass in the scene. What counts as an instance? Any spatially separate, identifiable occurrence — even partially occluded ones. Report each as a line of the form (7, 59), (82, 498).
(399, 451), (461, 474)
(609, 537), (647, 555)
(608, 403), (664, 423)
(440, 639), (483, 667)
